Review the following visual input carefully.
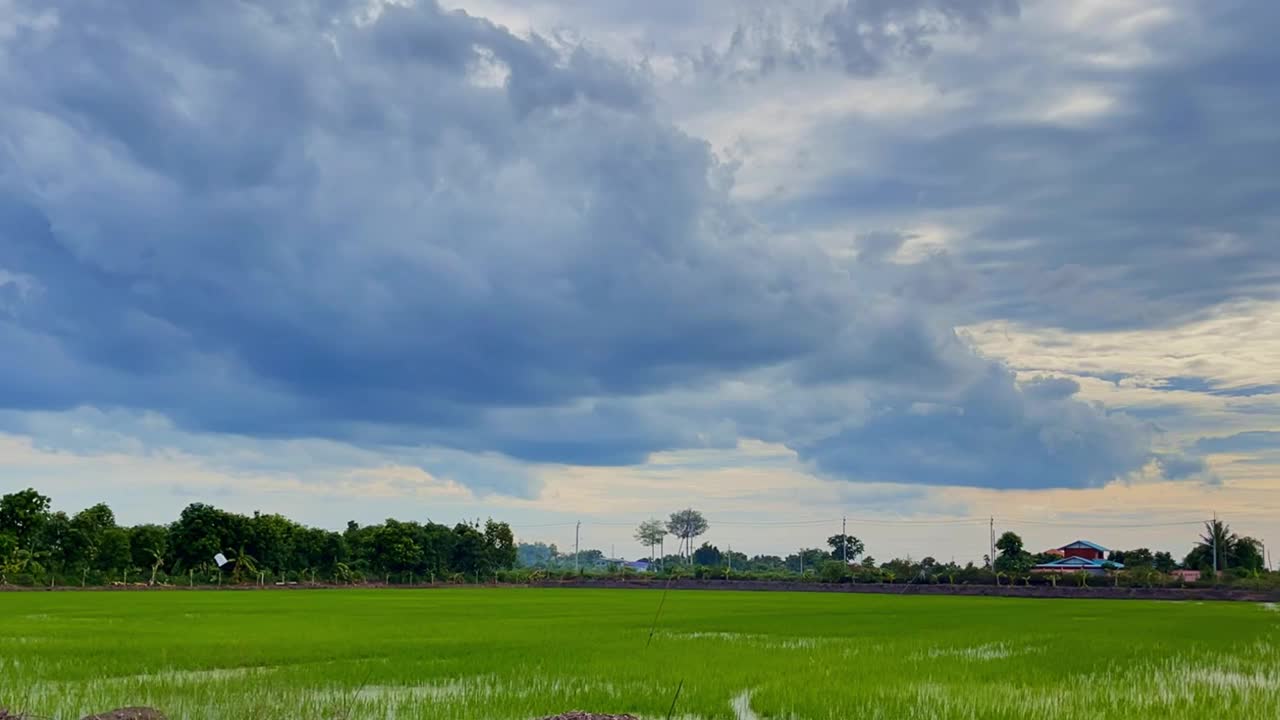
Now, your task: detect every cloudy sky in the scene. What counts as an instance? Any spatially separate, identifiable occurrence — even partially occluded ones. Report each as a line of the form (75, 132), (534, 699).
(1, 0), (1277, 564)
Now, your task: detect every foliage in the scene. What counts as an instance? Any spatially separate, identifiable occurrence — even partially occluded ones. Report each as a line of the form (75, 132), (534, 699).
(0, 488), (517, 587)
(691, 542), (723, 567)
(5, 487), (1279, 592)
(785, 548), (828, 573)
(0, 488), (51, 548)
(826, 533), (864, 562)
(993, 531), (1033, 575)
(666, 509), (709, 563)
(634, 519), (668, 562)
(1184, 520), (1264, 573)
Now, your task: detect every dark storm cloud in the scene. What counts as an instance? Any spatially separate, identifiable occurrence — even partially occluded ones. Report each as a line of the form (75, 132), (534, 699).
(763, 0), (1280, 331)
(0, 0), (1162, 492)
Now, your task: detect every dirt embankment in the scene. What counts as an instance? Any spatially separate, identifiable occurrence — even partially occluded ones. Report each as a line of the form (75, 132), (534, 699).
(527, 578), (1280, 602)
(3, 579), (1277, 601)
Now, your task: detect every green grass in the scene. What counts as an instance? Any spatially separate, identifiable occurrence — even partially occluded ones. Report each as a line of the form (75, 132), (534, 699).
(2, 589), (1278, 719)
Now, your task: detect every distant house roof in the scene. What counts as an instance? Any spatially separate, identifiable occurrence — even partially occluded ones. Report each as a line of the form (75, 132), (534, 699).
(1059, 540), (1109, 553)
(1034, 556), (1124, 570)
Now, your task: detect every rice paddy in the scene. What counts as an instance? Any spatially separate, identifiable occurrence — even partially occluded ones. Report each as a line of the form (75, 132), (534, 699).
(2, 588), (1279, 719)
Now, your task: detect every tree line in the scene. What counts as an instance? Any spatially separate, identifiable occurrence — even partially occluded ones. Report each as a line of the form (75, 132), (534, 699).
(1, 489), (1271, 589)
(988, 522), (1266, 577)
(518, 511), (1274, 588)
(0, 488), (515, 586)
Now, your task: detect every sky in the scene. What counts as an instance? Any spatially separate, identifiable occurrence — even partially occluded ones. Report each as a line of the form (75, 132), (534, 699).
(1, 0), (1277, 565)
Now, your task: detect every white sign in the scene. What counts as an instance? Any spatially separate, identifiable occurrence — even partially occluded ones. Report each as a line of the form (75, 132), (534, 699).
(214, 553), (229, 567)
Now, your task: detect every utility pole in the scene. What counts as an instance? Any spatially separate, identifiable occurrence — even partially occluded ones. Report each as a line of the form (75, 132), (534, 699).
(574, 521), (581, 574)
(989, 517), (995, 570)
(728, 544), (732, 573)
(842, 516), (848, 564)
(1212, 512), (1219, 576)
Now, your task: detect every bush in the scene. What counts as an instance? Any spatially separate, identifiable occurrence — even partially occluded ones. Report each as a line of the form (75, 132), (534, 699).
(819, 560), (851, 583)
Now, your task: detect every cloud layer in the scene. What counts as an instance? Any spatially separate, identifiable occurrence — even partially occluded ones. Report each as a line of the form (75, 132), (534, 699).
(0, 0), (1230, 495)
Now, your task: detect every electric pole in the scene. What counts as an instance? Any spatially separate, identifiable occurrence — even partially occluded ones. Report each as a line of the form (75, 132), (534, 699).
(1212, 512), (1219, 576)
(574, 521), (581, 574)
(842, 516), (848, 564)
(989, 517), (995, 570)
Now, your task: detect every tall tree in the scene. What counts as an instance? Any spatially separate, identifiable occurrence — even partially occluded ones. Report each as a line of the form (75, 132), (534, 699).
(994, 531), (1024, 557)
(1233, 536), (1265, 573)
(483, 520), (517, 570)
(1187, 519), (1235, 572)
(827, 534), (864, 562)
(993, 531), (1032, 574)
(666, 509), (708, 564)
(634, 519), (668, 563)
(169, 503), (245, 572)
(0, 488), (51, 549)
(70, 503), (119, 574)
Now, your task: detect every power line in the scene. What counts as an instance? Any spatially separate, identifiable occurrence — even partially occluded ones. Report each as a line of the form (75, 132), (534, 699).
(514, 514), (1232, 532)
(1000, 517), (1209, 528)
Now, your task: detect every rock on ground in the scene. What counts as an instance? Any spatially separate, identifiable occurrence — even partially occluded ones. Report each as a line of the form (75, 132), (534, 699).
(81, 708), (168, 720)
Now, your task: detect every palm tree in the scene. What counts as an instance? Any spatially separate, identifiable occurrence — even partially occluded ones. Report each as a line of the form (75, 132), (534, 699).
(227, 544), (259, 584)
(1196, 519), (1234, 572)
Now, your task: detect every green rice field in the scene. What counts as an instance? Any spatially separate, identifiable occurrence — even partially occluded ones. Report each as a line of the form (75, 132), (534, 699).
(2, 588), (1279, 719)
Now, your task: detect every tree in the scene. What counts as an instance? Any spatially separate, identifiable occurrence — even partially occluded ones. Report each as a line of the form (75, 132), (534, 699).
(634, 519), (668, 564)
(0, 489), (51, 549)
(786, 548), (827, 574)
(370, 520), (423, 574)
(169, 503), (245, 572)
(994, 531), (1024, 557)
(517, 542), (559, 568)
(826, 534), (864, 562)
(1152, 551), (1177, 573)
(666, 509), (708, 564)
(1186, 519), (1243, 572)
(483, 520), (517, 570)
(1108, 548), (1154, 567)
(692, 542), (723, 567)
(39, 511), (74, 579)
(747, 555), (786, 572)
(993, 531), (1032, 575)
(1233, 537), (1265, 573)
(70, 503), (120, 575)
(226, 544), (259, 584)
(129, 524), (169, 585)
(98, 527), (132, 578)
(449, 522), (486, 575)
